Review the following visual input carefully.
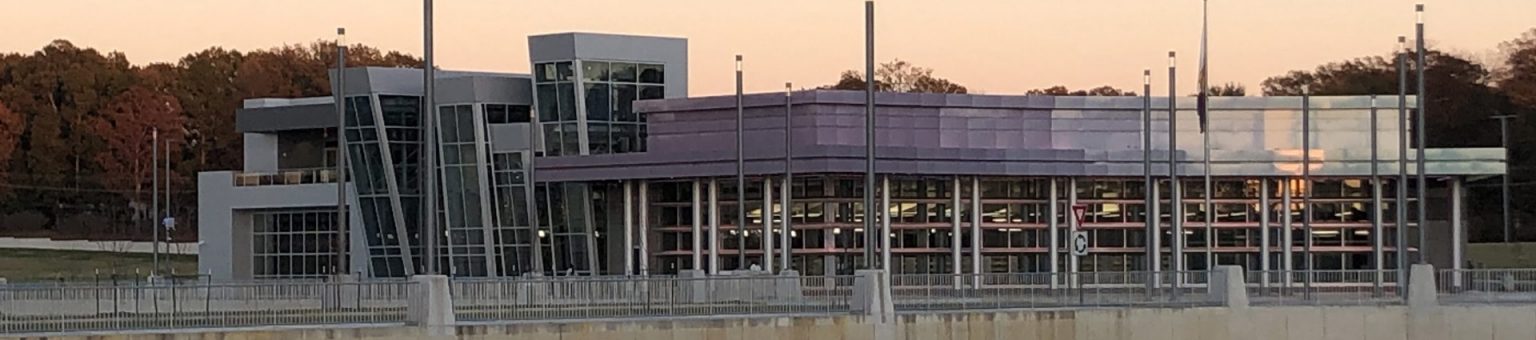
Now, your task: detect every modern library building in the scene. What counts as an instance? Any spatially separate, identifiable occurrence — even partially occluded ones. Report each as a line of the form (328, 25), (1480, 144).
(197, 32), (1503, 281)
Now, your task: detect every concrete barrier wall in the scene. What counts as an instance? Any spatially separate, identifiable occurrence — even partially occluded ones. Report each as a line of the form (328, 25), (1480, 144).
(14, 305), (1536, 340)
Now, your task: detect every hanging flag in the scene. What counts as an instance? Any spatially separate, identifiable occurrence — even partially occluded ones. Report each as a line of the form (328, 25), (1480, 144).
(1196, 0), (1210, 133)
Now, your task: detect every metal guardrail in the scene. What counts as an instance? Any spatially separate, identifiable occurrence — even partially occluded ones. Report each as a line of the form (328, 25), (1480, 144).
(888, 271), (1218, 311)
(0, 280), (415, 335)
(450, 274), (855, 322)
(1436, 269), (1536, 305)
(233, 168), (338, 187)
(1246, 270), (1404, 306)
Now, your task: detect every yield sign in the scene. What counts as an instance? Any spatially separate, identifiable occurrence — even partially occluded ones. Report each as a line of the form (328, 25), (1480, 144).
(1071, 204), (1087, 227)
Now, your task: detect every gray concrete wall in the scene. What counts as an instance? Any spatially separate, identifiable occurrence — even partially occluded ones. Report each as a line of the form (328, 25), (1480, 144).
(19, 305), (1536, 340)
(197, 171), (357, 280)
(242, 133), (278, 172)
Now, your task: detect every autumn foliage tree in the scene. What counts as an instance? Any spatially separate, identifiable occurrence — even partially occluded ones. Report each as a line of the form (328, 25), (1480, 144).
(824, 59), (969, 94)
(92, 86), (184, 208)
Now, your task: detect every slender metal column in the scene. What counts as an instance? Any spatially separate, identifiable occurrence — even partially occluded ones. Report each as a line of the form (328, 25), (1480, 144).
(1068, 178), (1079, 278)
(970, 177), (981, 276)
(781, 83), (794, 272)
(1396, 36), (1410, 287)
(1142, 70), (1157, 289)
(952, 176), (963, 277)
(1371, 96), (1384, 291)
(735, 55), (746, 270)
(881, 176), (891, 272)
(764, 177), (774, 270)
(623, 181), (634, 275)
(1452, 178), (1464, 287)
(639, 181), (650, 275)
(1168, 52), (1184, 286)
(1048, 177), (1059, 288)
(709, 179), (720, 275)
(1282, 179), (1293, 286)
(691, 180), (702, 270)
(1414, 4), (1429, 265)
(1302, 86), (1314, 297)
(334, 28), (349, 276)
(1260, 178), (1271, 288)
(862, 0), (877, 270)
(152, 128), (159, 276)
(423, 0), (439, 275)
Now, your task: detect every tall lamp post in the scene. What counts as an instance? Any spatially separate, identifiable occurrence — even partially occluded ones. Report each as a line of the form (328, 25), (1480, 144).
(1414, 3), (1429, 265)
(333, 27), (349, 276)
(735, 55), (747, 270)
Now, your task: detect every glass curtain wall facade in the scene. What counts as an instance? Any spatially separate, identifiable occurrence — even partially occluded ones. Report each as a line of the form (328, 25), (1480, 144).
(644, 174), (1412, 276)
(342, 94), (423, 278)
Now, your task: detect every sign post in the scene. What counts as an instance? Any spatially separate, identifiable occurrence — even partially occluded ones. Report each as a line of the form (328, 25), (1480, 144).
(1071, 204), (1088, 303)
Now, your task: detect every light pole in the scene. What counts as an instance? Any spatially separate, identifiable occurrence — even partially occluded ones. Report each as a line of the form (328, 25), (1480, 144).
(1168, 51), (1183, 287)
(152, 127), (159, 277)
(1493, 113), (1517, 242)
(333, 27), (349, 276)
(1396, 36), (1410, 286)
(782, 82), (794, 272)
(422, 0), (440, 276)
(1142, 69), (1157, 290)
(1414, 3), (1428, 265)
(863, 0), (878, 270)
(1302, 84), (1314, 299)
(735, 55), (746, 270)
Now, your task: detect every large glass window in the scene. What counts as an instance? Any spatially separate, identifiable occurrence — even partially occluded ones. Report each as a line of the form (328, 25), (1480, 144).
(252, 209), (340, 279)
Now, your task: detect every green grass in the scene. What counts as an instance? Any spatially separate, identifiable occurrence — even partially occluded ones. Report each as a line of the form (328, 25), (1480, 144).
(0, 248), (197, 282)
(1466, 243), (1536, 269)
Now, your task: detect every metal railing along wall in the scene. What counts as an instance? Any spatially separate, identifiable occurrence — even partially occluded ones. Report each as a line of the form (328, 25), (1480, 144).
(233, 168), (339, 187)
(0, 280), (415, 335)
(450, 275), (856, 322)
(1245, 270), (1404, 306)
(888, 271), (1218, 311)
(1436, 269), (1536, 305)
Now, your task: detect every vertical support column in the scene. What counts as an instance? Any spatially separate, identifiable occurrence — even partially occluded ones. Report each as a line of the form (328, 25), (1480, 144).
(764, 177), (774, 271)
(1068, 178), (1079, 281)
(639, 181), (650, 275)
(1048, 177), (1059, 288)
(970, 177), (981, 277)
(1150, 179), (1161, 289)
(881, 176), (892, 272)
(709, 179), (720, 275)
(781, 175), (792, 272)
(623, 181), (634, 276)
(951, 176), (962, 277)
(1281, 179), (1293, 286)
(1452, 177), (1464, 288)
(691, 180), (702, 270)
(1260, 178), (1270, 288)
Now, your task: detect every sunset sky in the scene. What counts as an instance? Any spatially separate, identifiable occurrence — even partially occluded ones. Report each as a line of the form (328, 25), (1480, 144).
(3, 0), (1532, 96)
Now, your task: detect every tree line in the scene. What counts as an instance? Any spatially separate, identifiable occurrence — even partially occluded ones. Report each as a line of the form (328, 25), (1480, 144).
(0, 40), (418, 239)
(2, 28), (1535, 243)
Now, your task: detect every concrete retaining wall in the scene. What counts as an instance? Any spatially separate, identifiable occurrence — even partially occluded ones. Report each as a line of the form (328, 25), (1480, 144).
(13, 305), (1536, 340)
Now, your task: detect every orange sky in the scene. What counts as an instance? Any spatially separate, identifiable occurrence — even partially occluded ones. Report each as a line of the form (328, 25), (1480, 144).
(2, 0), (1532, 96)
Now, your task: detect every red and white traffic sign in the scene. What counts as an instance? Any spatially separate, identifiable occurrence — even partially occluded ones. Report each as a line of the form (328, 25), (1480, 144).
(1071, 204), (1087, 227)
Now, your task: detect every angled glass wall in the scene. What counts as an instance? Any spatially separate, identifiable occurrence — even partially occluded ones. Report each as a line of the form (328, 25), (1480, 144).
(343, 94), (423, 278)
